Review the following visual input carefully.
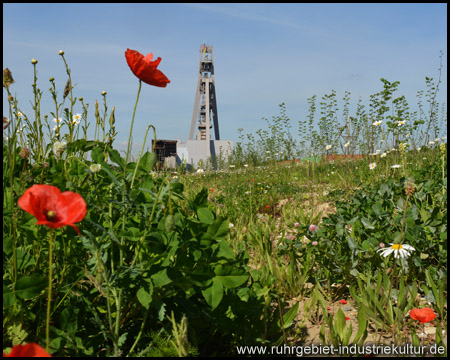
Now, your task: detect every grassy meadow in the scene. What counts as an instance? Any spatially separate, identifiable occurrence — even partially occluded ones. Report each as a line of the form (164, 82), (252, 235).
(3, 51), (447, 356)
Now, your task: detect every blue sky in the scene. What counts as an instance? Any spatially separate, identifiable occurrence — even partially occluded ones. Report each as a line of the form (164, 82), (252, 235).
(3, 3), (447, 157)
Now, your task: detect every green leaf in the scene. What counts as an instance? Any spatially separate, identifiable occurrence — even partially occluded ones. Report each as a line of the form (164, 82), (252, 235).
(137, 285), (153, 309)
(334, 308), (346, 339)
(201, 278), (223, 310)
(59, 308), (71, 332)
(347, 236), (358, 251)
(108, 148), (125, 169)
(202, 218), (230, 244)
(14, 275), (47, 300)
(353, 308), (368, 345)
(152, 269), (172, 288)
(91, 147), (105, 163)
(192, 188), (208, 210)
(217, 240), (236, 260)
(3, 284), (15, 308)
(197, 208), (214, 225)
(282, 302), (299, 329)
(361, 217), (375, 229)
(214, 265), (249, 288)
(372, 203), (383, 218)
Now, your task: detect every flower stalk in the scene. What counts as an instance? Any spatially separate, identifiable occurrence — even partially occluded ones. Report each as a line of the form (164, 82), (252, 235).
(46, 229), (55, 352)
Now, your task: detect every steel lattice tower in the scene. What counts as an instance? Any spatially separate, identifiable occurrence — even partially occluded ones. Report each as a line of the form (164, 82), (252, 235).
(189, 44), (220, 142)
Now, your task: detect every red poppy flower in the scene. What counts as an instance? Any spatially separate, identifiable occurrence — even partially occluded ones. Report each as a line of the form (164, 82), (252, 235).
(18, 184), (87, 235)
(409, 308), (436, 323)
(345, 317), (350, 321)
(339, 299), (347, 304)
(3, 343), (51, 357)
(125, 49), (170, 87)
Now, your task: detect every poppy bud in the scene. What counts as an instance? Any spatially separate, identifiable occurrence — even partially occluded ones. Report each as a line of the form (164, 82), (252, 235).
(109, 106), (115, 126)
(59, 50), (64, 56)
(49, 77), (54, 82)
(101, 91), (107, 96)
(31, 58), (38, 64)
(95, 100), (99, 118)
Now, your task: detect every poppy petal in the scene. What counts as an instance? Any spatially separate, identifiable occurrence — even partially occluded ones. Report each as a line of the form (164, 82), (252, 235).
(57, 191), (87, 224)
(143, 52), (154, 62)
(4, 343), (51, 357)
(18, 185), (86, 234)
(125, 49), (170, 87)
(410, 308), (436, 323)
(18, 185), (60, 220)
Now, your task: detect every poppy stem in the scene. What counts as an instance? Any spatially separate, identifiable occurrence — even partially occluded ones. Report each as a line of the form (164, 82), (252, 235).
(131, 124), (156, 188)
(125, 80), (142, 168)
(46, 229), (55, 353)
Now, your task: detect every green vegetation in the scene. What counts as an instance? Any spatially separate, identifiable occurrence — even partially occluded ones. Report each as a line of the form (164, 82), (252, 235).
(3, 51), (446, 356)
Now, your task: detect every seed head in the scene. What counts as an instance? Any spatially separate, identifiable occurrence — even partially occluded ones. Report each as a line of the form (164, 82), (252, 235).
(3, 67), (15, 88)
(19, 147), (31, 159)
(31, 58), (38, 65)
(59, 50), (64, 56)
(404, 177), (416, 196)
(63, 79), (71, 99)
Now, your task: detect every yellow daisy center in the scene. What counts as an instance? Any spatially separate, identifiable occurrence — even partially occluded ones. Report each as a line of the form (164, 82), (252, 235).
(392, 244), (403, 250)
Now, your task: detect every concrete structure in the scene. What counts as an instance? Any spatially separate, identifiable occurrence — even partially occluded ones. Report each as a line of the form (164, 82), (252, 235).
(178, 44), (232, 169)
(177, 139), (233, 169)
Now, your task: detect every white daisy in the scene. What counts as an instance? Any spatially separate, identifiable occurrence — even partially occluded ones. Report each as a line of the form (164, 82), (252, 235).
(397, 121), (406, 127)
(344, 142), (350, 147)
(196, 168), (204, 173)
(377, 243), (415, 259)
(380, 153), (387, 158)
(72, 113), (82, 125)
(369, 162), (377, 170)
(373, 120), (383, 126)
(391, 164), (402, 169)
(326, 145), (332, 150)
